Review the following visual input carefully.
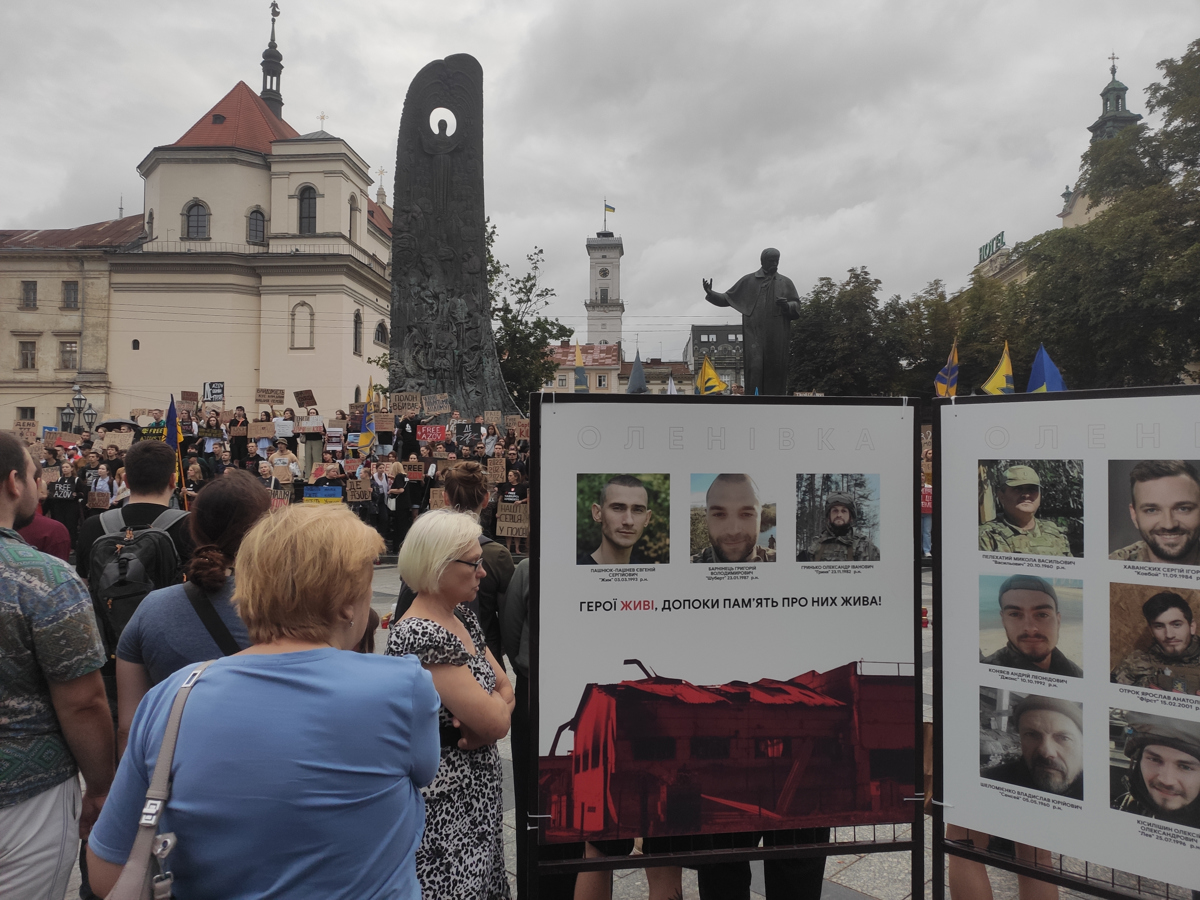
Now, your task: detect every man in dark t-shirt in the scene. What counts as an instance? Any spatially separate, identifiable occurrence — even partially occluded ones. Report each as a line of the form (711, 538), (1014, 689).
(578, 475), (654, 565)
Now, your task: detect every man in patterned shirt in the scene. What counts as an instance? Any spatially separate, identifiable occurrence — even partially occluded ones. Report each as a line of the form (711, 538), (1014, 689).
(0, 431), (113, 898)
(978, 465), (1072, 556)
(1110, 460), (1200, 565)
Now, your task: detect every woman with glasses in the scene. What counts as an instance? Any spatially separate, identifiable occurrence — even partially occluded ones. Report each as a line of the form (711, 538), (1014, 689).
(386, 508), (515, 900)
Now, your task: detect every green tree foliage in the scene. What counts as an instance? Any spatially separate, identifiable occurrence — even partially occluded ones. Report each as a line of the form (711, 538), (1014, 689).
(487, 220), (572, 414)
(575, 473), (671, 563)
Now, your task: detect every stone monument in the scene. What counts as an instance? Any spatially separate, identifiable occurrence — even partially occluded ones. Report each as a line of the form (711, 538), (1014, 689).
(702, 248), (801, 395)
(389, 54), (517, 416)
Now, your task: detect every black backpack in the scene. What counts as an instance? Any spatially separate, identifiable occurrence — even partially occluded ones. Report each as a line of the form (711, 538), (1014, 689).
(87, 507), (189, 655)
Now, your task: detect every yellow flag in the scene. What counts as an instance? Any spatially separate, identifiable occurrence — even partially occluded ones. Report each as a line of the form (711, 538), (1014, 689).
(981, 341), (1015, 395)
(698, 355), (728, 395)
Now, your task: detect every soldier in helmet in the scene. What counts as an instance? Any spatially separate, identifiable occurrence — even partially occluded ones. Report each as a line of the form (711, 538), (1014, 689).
(1111, 592), (1200, 693)
(981, 574), (1082, 677)
(1113, 712), (1200, 828)
(801, 491), (879, 562)
(978, 465), (1072, 556)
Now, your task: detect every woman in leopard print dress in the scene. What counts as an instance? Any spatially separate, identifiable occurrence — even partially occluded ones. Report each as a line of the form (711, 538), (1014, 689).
(387, 509), (514, 899)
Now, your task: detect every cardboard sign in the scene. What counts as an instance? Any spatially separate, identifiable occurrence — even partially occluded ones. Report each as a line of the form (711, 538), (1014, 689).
(487, 458), (506, 485)
(342, 458), (361, 475)
(13, 420), (38, 443)
(390, 392), (420, 412)
(297, 416), (325, 434)
(433, 451), (449, 459)
(140, 427), (167, 442)
(229, 425), (249, 437)
(504, 415), (521, 432)
(255, 388), (285, 406)
(455, 423), (484, 444)
(329, 419), (349, 433)
(87, 491), (112, 510)
(495, 501), (529, 537)
(429, 488), (446, 510)
(180, 390), (199, 403)
(403, 461), (425, 478)
(248, 423), (274, 440)
(274, 420), (294, 438)
(516, 420), (531, 441)
(268, 489), (291, 511)
(422, 393), (451, 416)
(346, 480), (372, 502)
(41, 426), (59, 444)
(202, 382), (225, 403)
(217, 409), (236, 425)
(416, 425), (445, 442)
(294, 389), (317, 409)
(197, 426), (224, 440)
(311, 464), (326, 480)
(177, 399), (198, 413)
(325, 428), (344, 450)
(303, 486), (342, 505)
(51, 481), (75, 501)
(348, 403), (366, 431)
(105, 432), (135, 450)
(483, 410), (502, 425)
(128, 408), (149, 419)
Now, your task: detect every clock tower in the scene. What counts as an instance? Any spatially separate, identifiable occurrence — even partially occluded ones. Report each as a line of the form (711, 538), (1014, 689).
(584, 231), (625, 349)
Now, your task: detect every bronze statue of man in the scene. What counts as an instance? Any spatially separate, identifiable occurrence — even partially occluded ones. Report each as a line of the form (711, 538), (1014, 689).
(702, 248), (801, 395)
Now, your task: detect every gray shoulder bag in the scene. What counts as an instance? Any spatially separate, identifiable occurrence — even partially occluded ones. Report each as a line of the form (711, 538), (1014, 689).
(108, 659), (216, 900)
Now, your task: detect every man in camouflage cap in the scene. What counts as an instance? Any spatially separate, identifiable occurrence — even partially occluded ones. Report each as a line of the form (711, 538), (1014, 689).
(981, 574), (1082, 677)
(1113, 711), (1200, 827)
(802, 491), (879, 562)
(1111, 592), (1200, 693)
(1110, 460), (1200, 565)
(978, 465), (1072, 556)
(982, 694), (1084, 799)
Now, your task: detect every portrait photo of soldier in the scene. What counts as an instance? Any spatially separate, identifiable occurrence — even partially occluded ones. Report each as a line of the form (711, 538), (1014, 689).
(690, 473), (776, 563)
(1111, 709), (1200, 829)
(977, 460), (1082, 557)
(979, 689), (1084, 800)
(1110, 584), (1200, 693)
(979, 574), (1083, 678)
(1108, 460), (1200, 566)
(576, 473), (670, 565)
(795, 474), (880, 563)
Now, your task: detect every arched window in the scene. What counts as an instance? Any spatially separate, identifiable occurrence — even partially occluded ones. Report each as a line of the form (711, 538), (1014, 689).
(348, 194), (359, 243)
(184, 201), (209, 239)
(298, 186), (317, 234)
(132, 339), (140, 350)
(354, 385), (362, 403)
(352, 309), (363, 355)
(290, 301), (315, 349)
(374, 321), (388, 346)
(248, 209), (265, 243)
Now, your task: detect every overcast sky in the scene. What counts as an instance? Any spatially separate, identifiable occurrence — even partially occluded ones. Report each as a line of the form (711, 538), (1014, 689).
(1, 1), (1192, 358)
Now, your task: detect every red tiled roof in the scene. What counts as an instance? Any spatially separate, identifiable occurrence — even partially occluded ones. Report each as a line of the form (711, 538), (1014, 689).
(619, 359), (691, 377)
(367, 198), (392, 238)
(551, 343), (621, 367)
(0, 215), (144, 251)
(171, 81), (299, 155)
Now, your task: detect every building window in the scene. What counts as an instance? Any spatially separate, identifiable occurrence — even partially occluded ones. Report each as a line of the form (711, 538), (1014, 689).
(17, 406), (34, 420)
(755, 738), (791, 759)
(59, 341), (78, 370)
(184, 202), (209, 239)
(20, 282), (37, 309)
(631, 737), (676, 761)
(598, 339), (608, 345)
(61, 281), (79, 309)
(599, 288), (608, 301)
(374, 321), (388, 346)
(729, 333), (737, 341)
(132, 339), (140, 350)
(352, 310), (363, 355)
(354, 385), (362, 403)
(248, 209), (265, 243)
(557, 375), (567, 388)
(597, 374), (607, 389)
(298, 186), (317, 234)
(290, 301), (315, 349)
(18, 341), (36, 369)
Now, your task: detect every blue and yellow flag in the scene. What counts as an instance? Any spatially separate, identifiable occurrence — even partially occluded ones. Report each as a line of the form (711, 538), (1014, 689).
(604, 203), (616, 213)
(981, 341), (1015, 395)
(697, 355), (728, 395)
(358, 379), (376, 451)
(574, 341), (589, 393)
(1026, 344), (1067, 393)
(934, 340), (958, 398)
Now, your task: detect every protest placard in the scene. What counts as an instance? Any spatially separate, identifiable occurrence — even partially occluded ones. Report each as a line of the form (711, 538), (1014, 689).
(268, 489), (291, 511)
(105, 431), (135, 450)
(429, 488), (446, 509)
(255, 388), (285, 406)
(346, 480), (372, 503)
(348, 403), (366, 431)
(311, 464), (326, 480)
(247, 423), (274, 440)
(51, 481), (75, 501)
(390, 392), (420, 412)
(487, 458), (506, 485)
(128, 408), (150, 419)
(87, 491), (111, 510)
(180, 390), (199, 403)
(274, 420), (294, 438)
(294, 389), (317, 408)
(330, 419), (349, 433)
(302, 486), (342, 505)
(342, 458), (361, 475)
(455, 423), (483, 444)
(13, 420), (37, 443)
(495, 501), (529, 538)
(202, 382), (225, 403)
(422, 393), (451, 416)
(416, 425), (445, 442)
(432, 451), (448, 459)
(504, 415), (521, 432)
(403, 461), (425, 478)
(177, 399), (198, 413)
(41, 426), (59, 445)
(297, 416), (325, 434)
(483, 410), (502, 425)
(140, 426), (167, 442)
(197, 425), (224, 440)
(324, 428), (343, 451)
(29, 441), (45, 461)
(515, 419), (530, 441)
(229, 425), (248, 437)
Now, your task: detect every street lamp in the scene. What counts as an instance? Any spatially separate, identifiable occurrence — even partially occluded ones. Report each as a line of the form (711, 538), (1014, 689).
(83, 404), (98, 430)
(68, 384), (87, 434)
(60, 406), (75, 433)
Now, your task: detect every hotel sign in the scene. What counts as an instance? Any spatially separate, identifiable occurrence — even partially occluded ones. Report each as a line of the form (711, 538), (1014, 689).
(978, 231), (1005, 264)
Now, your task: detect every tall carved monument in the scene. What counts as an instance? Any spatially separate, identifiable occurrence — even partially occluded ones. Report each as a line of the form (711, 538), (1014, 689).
(389, 54), (516, 416)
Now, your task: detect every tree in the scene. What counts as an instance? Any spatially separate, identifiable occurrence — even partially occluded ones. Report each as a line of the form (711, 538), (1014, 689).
(486, 220), (571, 414)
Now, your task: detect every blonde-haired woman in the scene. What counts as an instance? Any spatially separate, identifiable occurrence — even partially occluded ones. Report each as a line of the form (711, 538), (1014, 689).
(387, 508), (515, 900)
(87, 505), (439, 900)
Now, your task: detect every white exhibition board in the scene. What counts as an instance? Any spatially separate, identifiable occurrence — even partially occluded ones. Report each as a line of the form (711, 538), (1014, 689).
(939, 390), (1200, 891)
(534, 395), (917, 842)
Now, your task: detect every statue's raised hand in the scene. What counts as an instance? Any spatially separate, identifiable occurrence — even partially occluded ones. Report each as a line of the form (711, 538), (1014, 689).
(702, 278), (713, 294)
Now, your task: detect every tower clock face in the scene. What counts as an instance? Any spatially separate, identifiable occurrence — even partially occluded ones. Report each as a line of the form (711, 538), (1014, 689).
(598, 267), (610, 278)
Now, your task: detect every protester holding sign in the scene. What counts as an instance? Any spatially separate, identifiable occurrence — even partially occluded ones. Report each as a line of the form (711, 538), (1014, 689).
(500, 469), (530, 555)
(253, 411), (274, 455)
(228, 407), (250, 461)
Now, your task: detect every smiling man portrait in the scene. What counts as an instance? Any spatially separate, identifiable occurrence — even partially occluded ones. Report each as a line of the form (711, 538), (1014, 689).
(979, 464), (1073, 556)
(1111, 460), (1200, 566)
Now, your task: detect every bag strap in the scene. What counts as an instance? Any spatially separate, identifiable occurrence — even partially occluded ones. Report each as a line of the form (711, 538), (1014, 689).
(99, 508), (126, 535)
(106, 659), (216, 900)
(182, 581), (242, 657)
(149, 508), (189, 531)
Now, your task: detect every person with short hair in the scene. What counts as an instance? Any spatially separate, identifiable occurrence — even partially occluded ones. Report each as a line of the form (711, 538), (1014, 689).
(692, 474), (775, 563)
(803, 490), (879, 561)
(580, 475), (651, 565)
(1111, 460), (1200, 565)
(86, 505), (439, 899)
(982, 695), (1084, 798)
(981, 575), (1082, 677)
(1113, 713), (1200, 827)
(979, 465), (1072, 556)
(1112, 592), (1200, 691)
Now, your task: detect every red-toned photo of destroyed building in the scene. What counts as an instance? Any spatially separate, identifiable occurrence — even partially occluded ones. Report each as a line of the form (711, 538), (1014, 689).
(539, 661), (915, 842)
